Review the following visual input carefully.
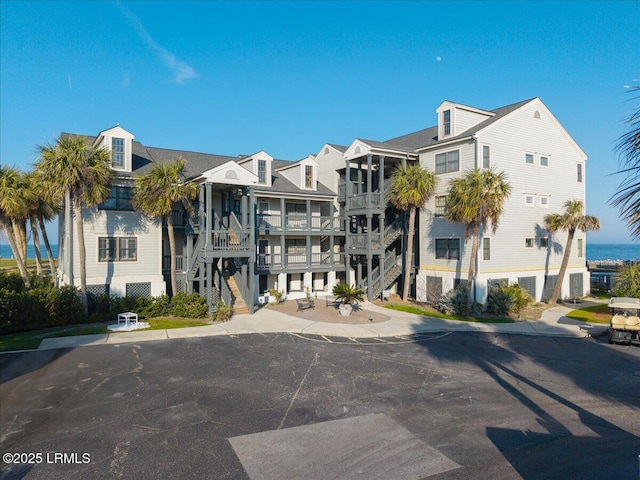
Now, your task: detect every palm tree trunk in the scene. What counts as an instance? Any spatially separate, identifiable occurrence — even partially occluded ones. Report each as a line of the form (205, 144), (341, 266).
(549, 229), (574, 304)
(167, 213), (178, 296)
(11, 219), (27, 266)
(2, 220), (31, 288)
(30, 214), (43, 279)
(74, 198), (88, 312)
(467, 223), (480, 304)
(38, 215), (56, 277)
(403, 207), (416, 302)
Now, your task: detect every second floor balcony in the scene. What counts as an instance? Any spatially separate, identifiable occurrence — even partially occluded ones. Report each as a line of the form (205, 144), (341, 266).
(256, 252), (346, 271)
(256, 214), (343, 234)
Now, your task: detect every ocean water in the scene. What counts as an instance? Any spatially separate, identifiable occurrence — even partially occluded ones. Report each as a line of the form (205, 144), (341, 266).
(1, 243), (639, 262)
(1, 244), (59, 260)
(587, 243), (640, 262)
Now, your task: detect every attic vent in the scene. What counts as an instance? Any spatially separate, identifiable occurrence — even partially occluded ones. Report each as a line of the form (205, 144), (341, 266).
(225, 170), (238, 180)
(354, 146), (361, 154)
(534, 110), (541, 119)
(324, 147), (329, 154)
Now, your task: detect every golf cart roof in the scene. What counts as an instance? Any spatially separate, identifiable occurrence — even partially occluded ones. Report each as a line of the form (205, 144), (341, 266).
(608, 297), (640, 309)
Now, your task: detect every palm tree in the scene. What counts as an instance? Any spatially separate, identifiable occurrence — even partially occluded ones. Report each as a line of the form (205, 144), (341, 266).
(445, 168), (511, 303)
(26, 171), (60, 278)
(25, 172), (44, 279)
(0, 166), (32, 287)
(610, 82), (640, 238)
(133, 157), (197, 296)
(37, 134), (113, 310)
(544, 200), (600, 304)
(388, 163), (436, 301)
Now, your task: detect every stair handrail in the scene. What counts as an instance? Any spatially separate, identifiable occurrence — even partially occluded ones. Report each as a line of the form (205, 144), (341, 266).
(187, 235), (204, 276)
(232, 269), (249, 304)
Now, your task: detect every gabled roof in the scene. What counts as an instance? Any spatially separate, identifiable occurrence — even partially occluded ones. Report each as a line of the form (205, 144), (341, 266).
(70, 131), (336, 197)
(327, 143), (348, 153)
(384, 98), (536, 152)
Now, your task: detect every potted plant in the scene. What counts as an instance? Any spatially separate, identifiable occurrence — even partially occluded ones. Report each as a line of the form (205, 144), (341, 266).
(332, 283), (365, 316)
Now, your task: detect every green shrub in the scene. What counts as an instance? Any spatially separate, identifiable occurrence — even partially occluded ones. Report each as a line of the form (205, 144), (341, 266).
(47, 286), (86, 326)
(109, 295), (153, 319)
(171, 292), (209, 318)
(145, 294), (172, 318)
(436, 287), (480, 316)
(487, 283), (532, 316)
(0, 271), (26, 293)
(268, 289), (285, 304)
(331, 283), (365, 305)
(212, 300), (233, 322)
(0, 284), (85, 335)
(88, 293), (111, 323)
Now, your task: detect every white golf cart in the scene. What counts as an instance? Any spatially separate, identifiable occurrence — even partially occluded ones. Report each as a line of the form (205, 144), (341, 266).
(608, 297), (640, 345)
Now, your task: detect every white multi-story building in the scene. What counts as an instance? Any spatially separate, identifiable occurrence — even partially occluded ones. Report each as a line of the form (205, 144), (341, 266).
(57, 97), (590, 312)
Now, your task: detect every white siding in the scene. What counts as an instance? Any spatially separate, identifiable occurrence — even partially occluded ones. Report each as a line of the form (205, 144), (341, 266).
(316, 145), (345, 193)
(78, 209), (164, 285)
(418, 99), (589, 302)
(453, 108), (492, 136)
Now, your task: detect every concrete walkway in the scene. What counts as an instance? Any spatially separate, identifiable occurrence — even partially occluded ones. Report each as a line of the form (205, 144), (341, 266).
(34, 300), (610, 352)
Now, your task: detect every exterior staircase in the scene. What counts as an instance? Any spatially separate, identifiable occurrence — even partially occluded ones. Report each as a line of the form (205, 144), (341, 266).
(363, 250), (404, 300)
(187, 235), (204, 281)
(223, 274), (250, 314)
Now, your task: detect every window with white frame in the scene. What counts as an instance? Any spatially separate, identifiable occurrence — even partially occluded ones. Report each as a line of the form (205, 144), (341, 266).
(577, 164), (583, 183)
(98, 237), (137, 262)
(442, 110), (451, 136)
(258, 159), (267, 184)
(305, 165), (313, 189)
(435, 238), (460, 259)
(525, 238), (534, 248)
(539, 237), (549, 248)
(435, 150), (459, 175)
(482, 145), (490, 168)
(540, 155), (549, 167)
(539, 195), (550, 208)
(577, 238), (584, 257)
(435, 195), (447, 217)
(524, 194), (535, 207)
(483, 237), (491, 261)
(525, 153), (534, 165)
(112, 138), (124, 169)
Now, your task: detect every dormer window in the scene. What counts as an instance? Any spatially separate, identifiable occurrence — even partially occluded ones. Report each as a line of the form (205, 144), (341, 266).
(442, 110), (451, 136)
(112, 137), (125, 169)
(305, 165), (313, 189)
(258, 159), (267, 184)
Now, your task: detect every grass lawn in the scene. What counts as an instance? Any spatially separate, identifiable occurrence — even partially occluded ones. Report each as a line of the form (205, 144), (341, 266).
(565, 304), (611, 324)
(0, 317), (210, 353)
(384, 304), (515, 323)
(145, 317), (210, 330)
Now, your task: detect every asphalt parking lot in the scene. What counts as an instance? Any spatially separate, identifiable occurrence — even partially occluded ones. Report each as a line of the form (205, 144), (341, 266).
(1, 332), (639, 479)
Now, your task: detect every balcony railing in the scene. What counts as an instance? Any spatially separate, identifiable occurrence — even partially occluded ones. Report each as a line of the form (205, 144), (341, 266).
(162, 210), (189, 228)
(211, 231), (252, 250)
(163, 255), (186, 272)
(256, 252), (345, 270)
(256, 214), (343, 232)
(347, 233), (381, 250)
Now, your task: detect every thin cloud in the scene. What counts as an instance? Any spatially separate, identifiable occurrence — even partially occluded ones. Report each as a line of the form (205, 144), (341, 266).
(116, 1), (198, 84)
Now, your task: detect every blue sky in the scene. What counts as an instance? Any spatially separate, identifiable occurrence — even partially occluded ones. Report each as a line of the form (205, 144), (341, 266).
(1, 0), (639, 243)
